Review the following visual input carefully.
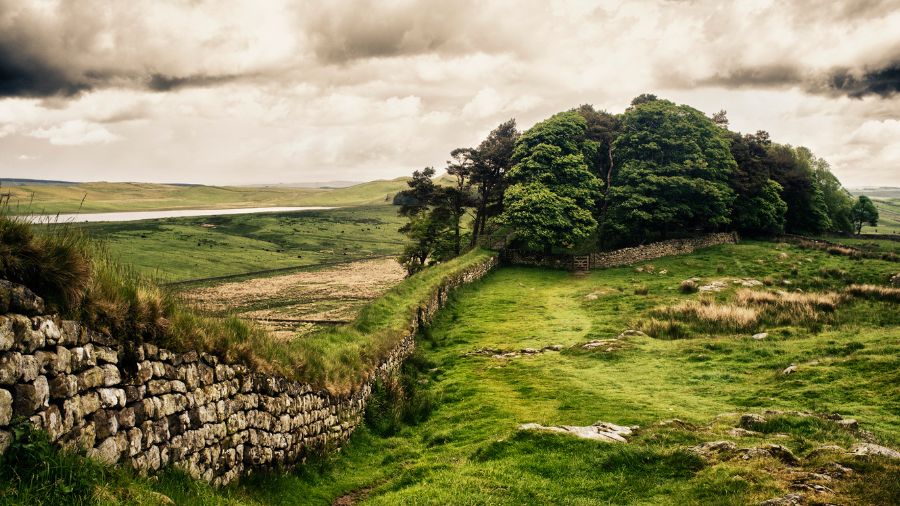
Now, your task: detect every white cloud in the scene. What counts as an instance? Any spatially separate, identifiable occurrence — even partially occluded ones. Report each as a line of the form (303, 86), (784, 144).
(29, 120), (121, 146)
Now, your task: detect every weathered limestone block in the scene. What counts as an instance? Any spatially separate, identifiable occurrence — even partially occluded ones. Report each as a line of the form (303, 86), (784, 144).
(147, 379), (171, 396)
(78, 366), (105, 390)
(11, 315), (44, 353)
(38, 404), (64, 441)
(20, 354), (39, 383)
(93, 409), (119, 439)
(124, 385), (145, 404)
(70, 345), (96, 371)
(98, 387), (126, 408)
(0, 388), (12, 425)
(36, 317), (61, 346)
(58, 320), (80, 346)
(94, 345), (118, 364)
(0, 316), (13, 352)
(13, 375), (49, 416)
(49, 373), (79, 399)
(100, 364), (121, 386)
(80, 391), (102, 417)
(90, 436), (121, 465)
(0, 351), (22, 384)
(0, 281), (45, 315)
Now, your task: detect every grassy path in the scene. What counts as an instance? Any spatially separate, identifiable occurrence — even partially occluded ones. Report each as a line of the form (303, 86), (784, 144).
(197, 241), (899, 505)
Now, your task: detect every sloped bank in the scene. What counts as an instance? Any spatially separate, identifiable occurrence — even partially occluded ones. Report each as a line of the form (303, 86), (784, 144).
(0, 251), (498, 486)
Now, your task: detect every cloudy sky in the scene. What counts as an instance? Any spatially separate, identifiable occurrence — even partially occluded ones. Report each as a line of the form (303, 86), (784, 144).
(1, 0), (899, 186)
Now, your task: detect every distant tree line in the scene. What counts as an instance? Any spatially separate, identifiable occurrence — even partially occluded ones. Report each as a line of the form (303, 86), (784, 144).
(394, 95), (879, 273)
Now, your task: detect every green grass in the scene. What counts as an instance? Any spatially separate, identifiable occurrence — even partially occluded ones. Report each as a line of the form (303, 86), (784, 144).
(4, 179), (409, 215)
(73, 206), (406, 282)
(6, 241), (897, 504)
(862, 197), (900, 235)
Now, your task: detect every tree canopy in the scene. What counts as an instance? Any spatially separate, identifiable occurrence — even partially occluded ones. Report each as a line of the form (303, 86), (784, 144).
(394, 95), (867, 268)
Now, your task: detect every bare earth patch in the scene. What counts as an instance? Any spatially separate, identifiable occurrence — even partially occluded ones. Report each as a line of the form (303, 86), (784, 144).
(182, 258), (406, 340)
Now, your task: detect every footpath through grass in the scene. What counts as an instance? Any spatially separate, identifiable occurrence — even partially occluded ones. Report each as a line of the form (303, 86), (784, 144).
(6, 240), (896, 505)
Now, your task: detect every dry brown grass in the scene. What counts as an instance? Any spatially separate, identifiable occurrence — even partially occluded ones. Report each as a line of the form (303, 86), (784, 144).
(653, 300), (760, 332)
(734, 289), (843, 312)
(844, 284), (900, 303)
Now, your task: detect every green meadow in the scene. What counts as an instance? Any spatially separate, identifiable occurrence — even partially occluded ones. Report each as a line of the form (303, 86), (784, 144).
(71, 206), (406, 283)
(4, 179), (409, 215)
(6, 240), (896, 505)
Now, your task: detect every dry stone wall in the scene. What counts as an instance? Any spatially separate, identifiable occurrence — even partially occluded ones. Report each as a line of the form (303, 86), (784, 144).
(502, 233), (739, 271)
(588, 233), (739, 268)
(0, 254), (498, 486)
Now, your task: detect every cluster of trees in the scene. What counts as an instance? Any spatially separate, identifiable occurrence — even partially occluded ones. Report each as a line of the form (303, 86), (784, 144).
(395, 95), (879, 272)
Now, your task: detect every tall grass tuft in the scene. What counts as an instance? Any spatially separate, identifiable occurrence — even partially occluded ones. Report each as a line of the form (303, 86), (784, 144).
(845, 284), (900, 303)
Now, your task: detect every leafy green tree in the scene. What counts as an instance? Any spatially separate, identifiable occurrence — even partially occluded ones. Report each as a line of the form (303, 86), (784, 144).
(850, 196), (879, 234)
(501, 112), (602, 251)
(731, 179), (787, 235)
(468, 119), (518, 245)
(727, 130), (787, 235)
(501, 183), (596, 251)
(766, 144), (831, 234)
(606, 99), (735, 243)
(804, 150), (854, 234)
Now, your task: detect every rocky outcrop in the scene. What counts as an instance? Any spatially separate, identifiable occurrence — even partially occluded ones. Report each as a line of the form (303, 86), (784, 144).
(0, 254), (499, 486)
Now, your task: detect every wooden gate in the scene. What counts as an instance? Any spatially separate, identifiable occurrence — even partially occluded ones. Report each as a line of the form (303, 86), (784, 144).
(573, 255), (590, 272)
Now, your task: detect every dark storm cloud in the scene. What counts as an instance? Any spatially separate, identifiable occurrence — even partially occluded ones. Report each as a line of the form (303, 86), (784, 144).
(146, 73), (247, 92)
(697, 60), (900, 99)
(828, 64), (900, 98)
(698, 65), (806, 89)
(0, 46), (92, 97)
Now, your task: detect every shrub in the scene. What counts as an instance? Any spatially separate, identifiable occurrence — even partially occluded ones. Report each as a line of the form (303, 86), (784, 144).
(845, 284), (900, 303)
(641, 318), (689, 339)
(679, 280), (698, 294)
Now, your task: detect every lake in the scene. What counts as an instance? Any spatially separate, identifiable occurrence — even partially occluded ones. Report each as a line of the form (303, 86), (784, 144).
(23, 207), (336, 223)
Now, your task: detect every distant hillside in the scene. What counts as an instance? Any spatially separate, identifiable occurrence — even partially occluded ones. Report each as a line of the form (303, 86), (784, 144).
(848, 187), (900, 198)
(6, 178), (411, 215)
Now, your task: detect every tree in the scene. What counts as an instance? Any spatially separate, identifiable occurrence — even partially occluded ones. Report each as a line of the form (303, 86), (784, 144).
(766, 144), (831, 234)
(468, 119), (518, 245)
(606, 99), (735, 243)
(501, 183), (596, 251)
(441, 149), (476, 255)
(630, 93), (658, 107)
(850, 196), (879, 234)
(501, 112), (602, 251)
(727, 130), (787, 236)
(731, 179), (787, 235)
(804, 150), (854, 234)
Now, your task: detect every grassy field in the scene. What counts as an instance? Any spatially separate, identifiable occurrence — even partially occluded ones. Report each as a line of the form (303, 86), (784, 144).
(6, 240), (897, 505)
(72, 206), (406, 282)
(3, 179), (408, 215)
(862, 197), (900, 235)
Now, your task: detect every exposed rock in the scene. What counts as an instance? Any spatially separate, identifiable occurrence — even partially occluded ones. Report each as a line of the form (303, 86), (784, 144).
(728, 427), (761, 438)
(734, 278), (764, 287)
(13, 376), (49, 416)
(740, 413), (766, 428)
(699, 280), (729, 292)
(759, 493), (803, 505)
(751, 332), (768, 340)
(689, 440), (737, 458)
(740, 444), (800, 465)
(0, 280), (45, 315)
(849, 443), (900, 459)
(781, 364), (798, 375)
(835, 418), (858, 430)
(519, 420), (635, 443)
(0, 351), (23, 384)
(0, 388), (12, 425)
